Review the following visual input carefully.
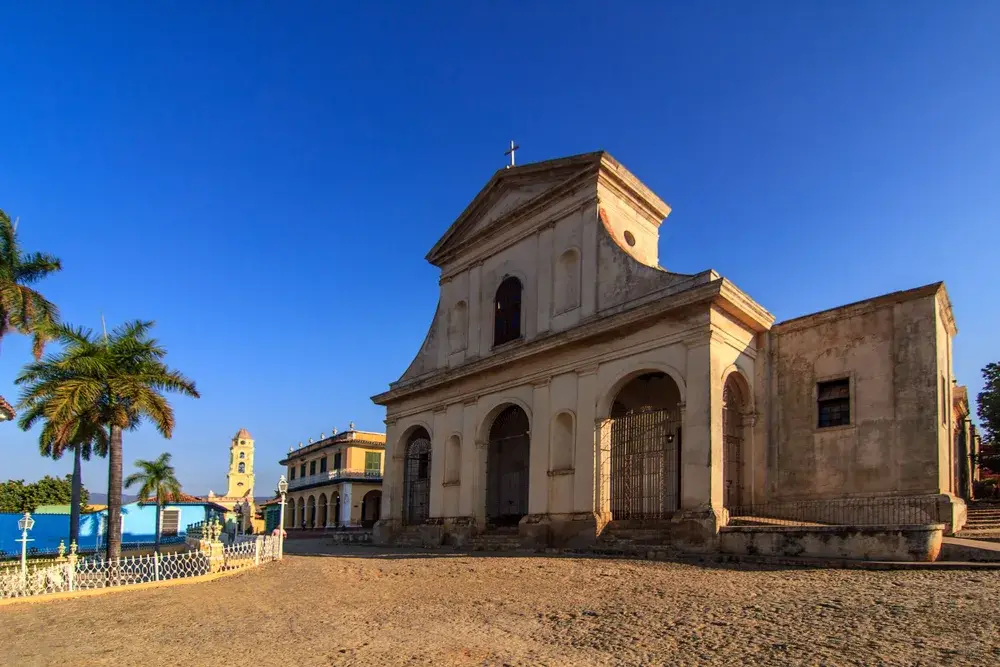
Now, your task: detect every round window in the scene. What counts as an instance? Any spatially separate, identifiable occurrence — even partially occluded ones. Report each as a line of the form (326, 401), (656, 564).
(240, 440), (245, 445)
(623, 231), (636, 247)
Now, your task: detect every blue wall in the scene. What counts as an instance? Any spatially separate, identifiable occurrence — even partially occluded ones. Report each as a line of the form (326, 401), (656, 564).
(0, 502), (221, 556)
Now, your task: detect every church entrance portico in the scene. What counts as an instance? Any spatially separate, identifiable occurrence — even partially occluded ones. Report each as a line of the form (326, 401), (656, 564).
(485, 405), (531, 527)
(603, 372), (683, 523)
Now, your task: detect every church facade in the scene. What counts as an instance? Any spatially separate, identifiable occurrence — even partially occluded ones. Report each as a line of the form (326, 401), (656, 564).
(372, 151), (965, 550)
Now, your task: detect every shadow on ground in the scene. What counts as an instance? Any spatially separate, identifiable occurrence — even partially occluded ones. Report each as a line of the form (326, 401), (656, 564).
(281, 537), (819, 572)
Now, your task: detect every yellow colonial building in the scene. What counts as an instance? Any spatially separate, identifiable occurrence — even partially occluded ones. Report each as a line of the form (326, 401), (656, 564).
(280, 425), (385, 530)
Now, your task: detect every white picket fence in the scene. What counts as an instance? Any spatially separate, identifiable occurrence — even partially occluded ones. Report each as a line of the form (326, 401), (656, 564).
(0, 535), (280, 600)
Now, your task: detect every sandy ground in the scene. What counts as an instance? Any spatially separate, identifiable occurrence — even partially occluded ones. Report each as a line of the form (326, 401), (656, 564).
(1, 540), (998, 666)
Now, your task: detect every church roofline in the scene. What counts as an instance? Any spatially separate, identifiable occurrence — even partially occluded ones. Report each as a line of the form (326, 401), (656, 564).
(372, 271), (772, 406)
(279, 429), (387, 465)
(424, 151), (670, 269)
(771, 282), (955, 336)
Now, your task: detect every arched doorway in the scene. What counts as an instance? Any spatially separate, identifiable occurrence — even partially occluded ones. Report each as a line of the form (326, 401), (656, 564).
(403, 428), (431, 525)
(609, 372), (682, 521)
(331, 492), (341, 528)
(486, 405), (531, 526)
(723, 375), (746, 510)
(296, 498), (305, 529)
(318, 493), (328, 528)
(361, 490), (382, 528)
(306, 496), (316, 529)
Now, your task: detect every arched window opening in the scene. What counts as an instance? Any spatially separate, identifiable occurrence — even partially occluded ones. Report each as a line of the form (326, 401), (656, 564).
(448, 301), (469, 353)
(445, 435), (461, 484)
(238, 462), (245, 473)
(723, 375), (746, 510)
(608, 372), (682, 520)
(403, 428), (432, 525)
(550, 412), (575, 471)
(493, 276), (523, 346)
(239, 451), (245, 459)
(554, 249), (581, 314)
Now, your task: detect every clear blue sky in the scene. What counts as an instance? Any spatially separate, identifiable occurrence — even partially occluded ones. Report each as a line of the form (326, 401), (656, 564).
(1, 3), (997, 497)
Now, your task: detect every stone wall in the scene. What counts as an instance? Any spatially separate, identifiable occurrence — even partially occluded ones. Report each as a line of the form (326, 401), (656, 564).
(765, 284), (954, 501)
(719, 524), (944, 562)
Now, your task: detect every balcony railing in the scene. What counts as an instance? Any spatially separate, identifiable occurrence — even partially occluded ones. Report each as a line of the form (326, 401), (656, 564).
(287, 468), (382, 490)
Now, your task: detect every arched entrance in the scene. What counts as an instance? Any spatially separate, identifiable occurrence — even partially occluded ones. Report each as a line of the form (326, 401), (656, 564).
(486, 405), (531, 526)
(318, 493), (328, 528)
(723, 375), (746, 510)
(296, 498), (305, 529)
(361, 490), (382, 528)
(403, 428), (432, 525)
(331, 491), (341, 528)
(306, 495), (316, 528)
(609, 372), (682, 521)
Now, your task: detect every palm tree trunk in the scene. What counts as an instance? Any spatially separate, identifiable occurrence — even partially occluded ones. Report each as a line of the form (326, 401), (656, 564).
(106, 424), (124, 562)
(69, 445), (82, 546)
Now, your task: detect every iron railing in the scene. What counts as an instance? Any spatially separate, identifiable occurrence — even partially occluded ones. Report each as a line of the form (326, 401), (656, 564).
(288, 468), (382, 490)
(727, 496), (946, 527)
(0, 535), (280, 600)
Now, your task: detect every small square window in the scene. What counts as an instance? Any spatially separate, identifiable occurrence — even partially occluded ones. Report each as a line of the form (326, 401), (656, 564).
(817, 378), (850, 428)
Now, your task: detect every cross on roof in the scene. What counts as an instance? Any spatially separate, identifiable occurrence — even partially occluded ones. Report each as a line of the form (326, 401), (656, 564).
(504, 140), (519, 168)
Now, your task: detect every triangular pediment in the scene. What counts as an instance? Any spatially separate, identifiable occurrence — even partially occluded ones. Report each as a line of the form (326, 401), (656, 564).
(425, 152), (605, 267)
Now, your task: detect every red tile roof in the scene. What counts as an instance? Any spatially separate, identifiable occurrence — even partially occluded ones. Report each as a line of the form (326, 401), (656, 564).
(0, 394), (14, 422)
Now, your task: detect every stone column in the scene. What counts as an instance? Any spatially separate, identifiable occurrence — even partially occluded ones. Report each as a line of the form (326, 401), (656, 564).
(529, 379), (551, 515)
(574, 366), (599, 515)
(428, 407), (448, 519)
(674, 334), (725, 549)
(473, 439), (489, 525)
(459, 398), (479, 519)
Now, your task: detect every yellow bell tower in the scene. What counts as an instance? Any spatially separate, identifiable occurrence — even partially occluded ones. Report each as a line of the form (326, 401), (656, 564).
(226, 428), (255, 498)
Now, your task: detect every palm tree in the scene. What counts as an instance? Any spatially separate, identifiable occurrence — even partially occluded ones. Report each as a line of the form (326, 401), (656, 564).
(125, 453), (181, 554)
(16, 320), (198, 561)
(18, 406), (108, 545)
(0, 208), (62, 418)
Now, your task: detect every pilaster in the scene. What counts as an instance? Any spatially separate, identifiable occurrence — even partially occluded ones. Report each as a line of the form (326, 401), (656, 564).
(574, 365), (599, 513)
(529, 379), (551, 514)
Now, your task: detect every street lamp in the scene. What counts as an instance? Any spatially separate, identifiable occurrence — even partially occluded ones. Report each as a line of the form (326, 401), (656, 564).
(17, 511), (35, 585)
(277, 475), (288, 560)
(234, 502), (244, 541)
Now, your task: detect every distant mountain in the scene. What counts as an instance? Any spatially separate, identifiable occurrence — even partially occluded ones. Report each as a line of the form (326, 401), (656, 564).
(88, 493), (139, 505)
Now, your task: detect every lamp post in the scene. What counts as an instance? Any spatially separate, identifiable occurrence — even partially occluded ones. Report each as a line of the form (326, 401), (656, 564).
(277, 475), (288, 560)
(17, 511), (35, 586)
(234, 502), (244, 542)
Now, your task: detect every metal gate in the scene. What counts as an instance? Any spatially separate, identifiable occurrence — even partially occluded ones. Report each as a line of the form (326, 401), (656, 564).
(609, 407), (680, 520)
(404, 432), (431, 525)
(722, 382), (743, 509)
(486, 406), (530, 526)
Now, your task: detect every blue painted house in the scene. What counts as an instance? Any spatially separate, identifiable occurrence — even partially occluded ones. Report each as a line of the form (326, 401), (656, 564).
(0, 493), (228, 556)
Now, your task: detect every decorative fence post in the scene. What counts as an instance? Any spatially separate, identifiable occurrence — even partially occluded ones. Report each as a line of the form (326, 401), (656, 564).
(67, 541), (77, 592)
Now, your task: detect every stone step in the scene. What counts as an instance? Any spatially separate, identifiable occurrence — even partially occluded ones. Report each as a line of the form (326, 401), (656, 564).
(940, 537), (1000, 562)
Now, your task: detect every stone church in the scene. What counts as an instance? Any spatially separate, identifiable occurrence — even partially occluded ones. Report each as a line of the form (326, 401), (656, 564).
(372, 151), (965, 551)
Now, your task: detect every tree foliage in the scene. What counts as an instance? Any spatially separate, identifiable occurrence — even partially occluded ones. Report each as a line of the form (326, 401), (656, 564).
(15, 320), (198, 560)
(977, 362), (1000, 447)
(0, 208), (62, 359)
(0, 475), (89, 512)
